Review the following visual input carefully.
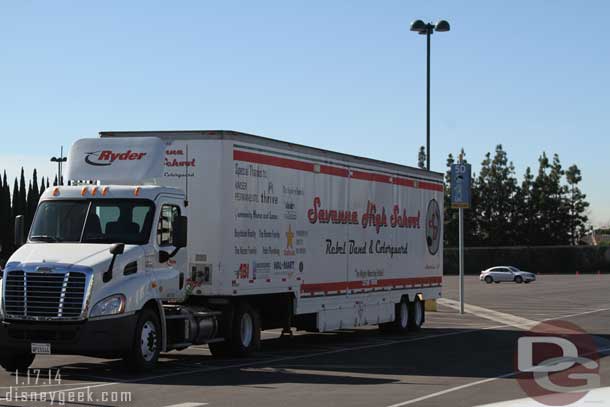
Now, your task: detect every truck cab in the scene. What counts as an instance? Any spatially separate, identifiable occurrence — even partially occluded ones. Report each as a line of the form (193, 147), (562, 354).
(0, 184), (194, 371)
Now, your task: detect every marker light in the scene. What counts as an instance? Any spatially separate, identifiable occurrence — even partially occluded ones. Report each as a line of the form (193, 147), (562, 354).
(52, 187), (60, 196)
(91, 186), (98, 196)
(101, 186), (109, 196)
(134, 186), (141, 196)
(81, 187), (88, 196)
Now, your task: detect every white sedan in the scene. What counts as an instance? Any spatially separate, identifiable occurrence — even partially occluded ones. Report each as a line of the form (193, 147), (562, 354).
(480, 266), (536, 284)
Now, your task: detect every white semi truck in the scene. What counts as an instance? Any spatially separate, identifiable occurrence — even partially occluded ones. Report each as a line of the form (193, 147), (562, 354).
(0, 130), (443, 372)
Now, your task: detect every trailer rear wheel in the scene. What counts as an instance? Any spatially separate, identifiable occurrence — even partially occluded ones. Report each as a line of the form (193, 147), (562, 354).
(210, 303), (260, 357)
(379, 298), (409, 333)
(0, 353), (35, 373)
(124, 308), (161, 372)
(408, 297), (424, 330)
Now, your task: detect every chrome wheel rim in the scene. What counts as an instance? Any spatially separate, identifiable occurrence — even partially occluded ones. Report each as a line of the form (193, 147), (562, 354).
(400, 302), (409, 328)
(140, 321), (158, 362)
(240, 313), (253, 348)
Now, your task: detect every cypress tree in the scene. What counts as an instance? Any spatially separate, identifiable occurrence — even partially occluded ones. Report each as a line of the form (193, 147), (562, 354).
(12, 178), (20, 217)
(565, 165), (588, 244)
(18, 168), (26, 218)
(40, 176), (46, 196)
(26, 180), (33, 232)
(417, 146), (426, 169)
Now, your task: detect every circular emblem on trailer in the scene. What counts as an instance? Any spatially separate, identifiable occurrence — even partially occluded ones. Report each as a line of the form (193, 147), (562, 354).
(425, 199), (440, 255)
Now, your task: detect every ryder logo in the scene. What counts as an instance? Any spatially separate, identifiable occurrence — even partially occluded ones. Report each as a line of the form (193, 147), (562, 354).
(84, 150), (147, 166)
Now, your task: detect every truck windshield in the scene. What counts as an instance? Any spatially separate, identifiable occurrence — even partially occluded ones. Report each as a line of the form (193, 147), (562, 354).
(29, 199), (155, 245)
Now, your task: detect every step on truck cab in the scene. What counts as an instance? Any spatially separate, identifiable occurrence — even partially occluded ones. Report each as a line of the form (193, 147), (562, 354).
(0, 131), (444, 372)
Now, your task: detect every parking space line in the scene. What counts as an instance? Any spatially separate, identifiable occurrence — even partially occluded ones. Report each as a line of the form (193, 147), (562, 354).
(384, 346), (610, 407)
(386, 372), (516, 407)
(438, 298), (610, 330)
(15, 305), (608, 403)
(382, 302), (610, 407)
(22, 323), (510, 398)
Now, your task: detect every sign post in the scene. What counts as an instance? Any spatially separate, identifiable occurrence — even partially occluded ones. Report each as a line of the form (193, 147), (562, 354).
(450, 159), (471, 315)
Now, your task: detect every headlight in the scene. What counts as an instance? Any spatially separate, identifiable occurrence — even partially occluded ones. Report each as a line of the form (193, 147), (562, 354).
(90, 294), (126, 318)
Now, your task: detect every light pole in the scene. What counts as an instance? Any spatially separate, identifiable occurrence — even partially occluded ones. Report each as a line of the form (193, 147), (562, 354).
(50, 146), (67, 186)
(410, 19), (450, 171)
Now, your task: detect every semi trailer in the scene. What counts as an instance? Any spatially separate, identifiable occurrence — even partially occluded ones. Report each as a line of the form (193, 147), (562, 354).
(0, 130), (444, 372)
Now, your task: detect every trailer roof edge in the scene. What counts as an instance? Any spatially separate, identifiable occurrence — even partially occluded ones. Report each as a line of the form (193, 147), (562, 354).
(99, 130), (444, 180)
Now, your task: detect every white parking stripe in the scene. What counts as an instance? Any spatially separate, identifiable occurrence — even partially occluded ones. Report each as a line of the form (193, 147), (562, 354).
(438, 298), (539, 329)
(383, 304), (610, 407)
(384, 346), (610, 407)
(12, 305), (609, 402)
(162, 403), (208, 407)
(386, 372), (516, 407)
(16, 324), (508, 398)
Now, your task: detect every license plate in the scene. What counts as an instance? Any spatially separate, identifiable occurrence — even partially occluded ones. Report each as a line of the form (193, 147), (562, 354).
(31, 343), (51, 354)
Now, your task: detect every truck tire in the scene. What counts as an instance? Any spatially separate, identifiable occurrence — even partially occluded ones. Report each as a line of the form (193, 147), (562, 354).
(0, 353), (35, 372)
(408, 297), (424, 330)
(379, 298), (409, 334)
(124, 308), (161, 372)
(209, 303), (260, 358)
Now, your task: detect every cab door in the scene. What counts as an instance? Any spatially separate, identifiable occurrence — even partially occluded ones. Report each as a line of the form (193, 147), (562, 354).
(151, 198), (187, 301)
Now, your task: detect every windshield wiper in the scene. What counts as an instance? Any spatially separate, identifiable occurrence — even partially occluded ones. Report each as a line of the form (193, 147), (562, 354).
(30, 235), (60, 242)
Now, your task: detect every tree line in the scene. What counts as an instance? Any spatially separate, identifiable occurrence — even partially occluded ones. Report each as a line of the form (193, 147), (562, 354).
(438, 145), (589, 247)
(0, 169), (59, 261)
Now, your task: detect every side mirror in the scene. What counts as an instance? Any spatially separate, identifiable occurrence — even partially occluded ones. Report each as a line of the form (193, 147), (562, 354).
(158, 250), (171, 263)
(14, 215), (25, 247)
(172, 216), (188, 248)
(104, 243), (125, 283)
(109, 243), (125, 255)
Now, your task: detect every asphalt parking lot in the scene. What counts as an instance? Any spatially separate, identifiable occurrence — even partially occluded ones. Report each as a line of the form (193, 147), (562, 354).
(0, 274), (608, 407)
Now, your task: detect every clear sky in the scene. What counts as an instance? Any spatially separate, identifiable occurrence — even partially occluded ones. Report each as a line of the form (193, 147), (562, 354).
(1, 1), (609, 224)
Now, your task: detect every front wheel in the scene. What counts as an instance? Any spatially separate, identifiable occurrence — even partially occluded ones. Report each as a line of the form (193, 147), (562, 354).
(484, 276), (493, 284)
(515, 276), (523, 284)
(124, 308), (161, 372)
(0, 353), (35, 373)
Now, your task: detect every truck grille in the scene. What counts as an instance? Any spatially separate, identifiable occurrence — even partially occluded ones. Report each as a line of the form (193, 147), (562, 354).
(4, 270), (87, 319)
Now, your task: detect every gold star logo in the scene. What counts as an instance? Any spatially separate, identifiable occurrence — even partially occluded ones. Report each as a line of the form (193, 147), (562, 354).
(286, 225), (294, 249)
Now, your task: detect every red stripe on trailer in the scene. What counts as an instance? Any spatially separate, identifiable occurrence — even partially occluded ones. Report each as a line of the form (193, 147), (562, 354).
(233, 150), (313, 172)
(233, 149), (443, 191)
(300, 276), (442, 294)
(320, 165), (349, 177)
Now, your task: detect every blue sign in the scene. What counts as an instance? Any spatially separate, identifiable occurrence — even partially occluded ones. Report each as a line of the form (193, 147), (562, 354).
(451, 163), (471, 209)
